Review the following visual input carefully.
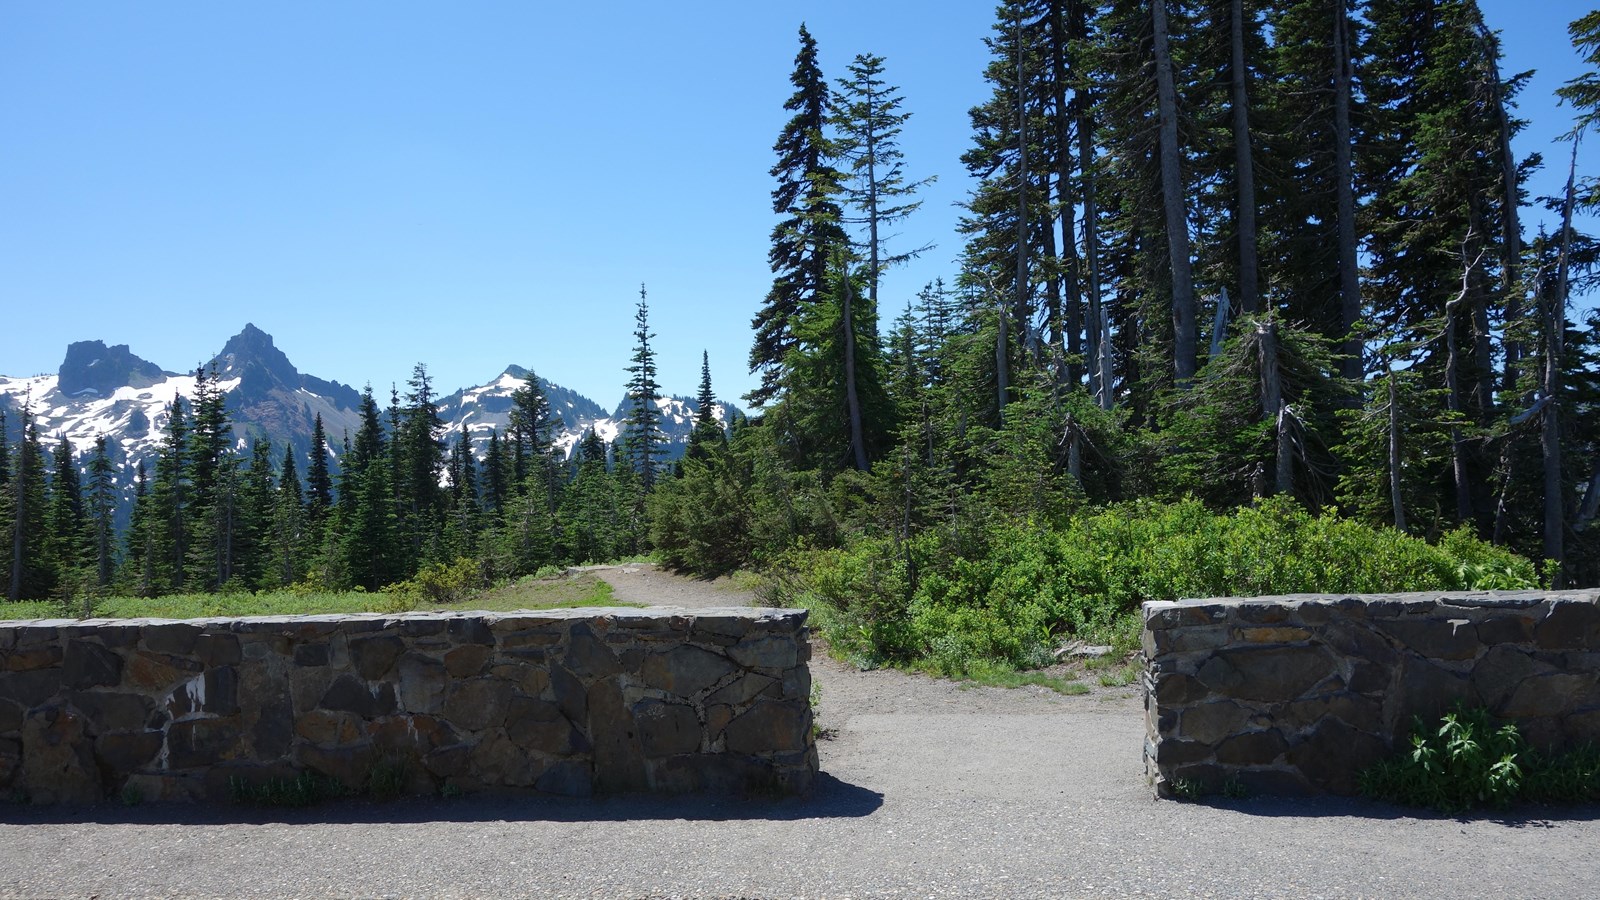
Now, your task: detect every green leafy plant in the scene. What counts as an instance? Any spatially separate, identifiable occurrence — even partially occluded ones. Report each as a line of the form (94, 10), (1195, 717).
(1360, 706), (1528, 813)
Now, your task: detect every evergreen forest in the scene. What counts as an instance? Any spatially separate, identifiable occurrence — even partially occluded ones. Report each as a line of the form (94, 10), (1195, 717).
(3, 1), (1599, 677)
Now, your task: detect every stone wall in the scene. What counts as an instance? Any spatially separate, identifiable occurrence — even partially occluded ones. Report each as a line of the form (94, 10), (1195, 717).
(1143, 590), (1600, 797)
(0, 607), (816, 804)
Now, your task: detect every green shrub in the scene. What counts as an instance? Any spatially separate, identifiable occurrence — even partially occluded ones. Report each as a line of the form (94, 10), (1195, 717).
(771, 497), (1537, 677)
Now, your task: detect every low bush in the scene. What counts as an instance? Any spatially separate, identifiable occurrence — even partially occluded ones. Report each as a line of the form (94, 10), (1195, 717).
(767, 497), (1536, 677)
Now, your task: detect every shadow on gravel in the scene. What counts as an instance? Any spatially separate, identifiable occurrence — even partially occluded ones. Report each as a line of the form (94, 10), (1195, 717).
(1181, 795), (1600, 826)
(0, 772), (883, 827)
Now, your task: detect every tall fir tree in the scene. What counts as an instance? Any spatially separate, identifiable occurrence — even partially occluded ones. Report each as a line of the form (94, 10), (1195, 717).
(624, 284), (664, 490)
(750, 23), (849, 407)
(86, 436), (117, 589)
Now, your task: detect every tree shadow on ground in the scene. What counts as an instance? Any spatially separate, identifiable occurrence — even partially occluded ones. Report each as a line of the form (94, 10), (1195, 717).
(0, 772), (883, 826)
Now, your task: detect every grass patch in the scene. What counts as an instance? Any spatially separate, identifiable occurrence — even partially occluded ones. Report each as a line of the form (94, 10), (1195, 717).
(0, 571), (634, 621)
(466, 572), (633, 612)
(229, 771), (352, 808)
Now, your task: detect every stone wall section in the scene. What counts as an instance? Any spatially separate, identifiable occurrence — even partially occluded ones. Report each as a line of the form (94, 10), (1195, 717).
(0, 606), (816, 804)
(1143, 590), (1600, 797)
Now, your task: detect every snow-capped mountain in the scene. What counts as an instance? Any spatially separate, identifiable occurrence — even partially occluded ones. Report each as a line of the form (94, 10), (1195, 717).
(436, 366), (741, 462)
(1, 325), (741, 521)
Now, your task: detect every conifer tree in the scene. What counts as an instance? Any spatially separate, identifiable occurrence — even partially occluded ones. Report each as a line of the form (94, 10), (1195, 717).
(86, 436), (117, 588)
(687, 351), (726, 462)
(624, 284), (664, 490)
(5, 407), (52, 600)
(751, 23), (848, 407)
(305, 413), (334, 532)
(483, 429), (510, 518)
(273, 448), (305, 587)
(832, 52), (932, 308)
(397, 363), (445, 566)
(46, 435), (85, 580)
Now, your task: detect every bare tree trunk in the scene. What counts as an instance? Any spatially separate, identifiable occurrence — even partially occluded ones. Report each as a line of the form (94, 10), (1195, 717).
(1067, 416), (1083, 485)
(1388, 372), (1407, 532)
(1446, 292), (1475, 524)
(1014, 12), (1031, 365)
(1258, 318), (1291, 496)
(1230, 0), (1260, 316)
(1049, 0), (1082, 385)
(1545, 140), (1577, 585)
(1575, 466), (1600, 534)
(996, 308), (1009, 426)
(1067, 0), (1108, 407)
(1154, 0), (1197, 385)
(1333, 0), (1362, 382)
(841, 267), (869, 473)
(1475, 18), (1524, 394)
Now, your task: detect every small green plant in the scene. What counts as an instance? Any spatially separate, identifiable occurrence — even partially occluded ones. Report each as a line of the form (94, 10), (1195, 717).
(1169, 778), (1205, 801)
(118, 783), (144, 807)
(808, 681), (836, 740)
(229, 772), (351, 808)
(1359, 706), (1527, 813)
(365, 757), (408, 802)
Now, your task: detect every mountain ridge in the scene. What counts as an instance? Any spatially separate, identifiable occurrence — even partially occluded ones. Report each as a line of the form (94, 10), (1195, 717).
(0, 325), (741, 501)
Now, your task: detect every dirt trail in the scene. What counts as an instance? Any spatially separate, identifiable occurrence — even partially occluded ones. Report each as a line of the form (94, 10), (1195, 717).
(3, 566), (1596, 899)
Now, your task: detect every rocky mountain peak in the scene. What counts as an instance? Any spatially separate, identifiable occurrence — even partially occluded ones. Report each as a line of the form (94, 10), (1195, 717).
(57, 340), (170, 398)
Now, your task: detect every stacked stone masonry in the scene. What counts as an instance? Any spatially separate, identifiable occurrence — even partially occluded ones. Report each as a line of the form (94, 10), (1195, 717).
(1142, 590), (1600, 797)
(0, 606), (817, 804)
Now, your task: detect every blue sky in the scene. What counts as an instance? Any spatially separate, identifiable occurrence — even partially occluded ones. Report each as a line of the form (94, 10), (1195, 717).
(0, 1), (1593, 408)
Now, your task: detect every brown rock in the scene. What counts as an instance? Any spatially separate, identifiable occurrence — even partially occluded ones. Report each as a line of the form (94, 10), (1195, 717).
(298, 741), (378, 791)
(642, 645), (739, 697)
(0, 669), (63, 708)
(565, 625), (620, 679)
(1535, 601), (1600, 650)
(444, 645), (492, 678)
(506, 697), (584, 756)
(1214, 729), (1289, 766)
(140, 623), (200, 655)
(728, 636), (797, 671)
(1236, 626), (1313, 644)
(3, 645), (62, 671)
(1499, 673), (1596, 719)
(62, 641), (122, 689)
(67, 691), (151, 733)
(349, 636), (406, 681)
(443, 678), (512, 733)
(1379, 618), (1480, 661)
(1286, 718), (1389, 794)
(295, 709), (364, 746)
(1195, 646), (1336, 703)
(468, 729), (539, 786)
(126, 650), (202, 691)
(93, 730), (164, 771)
(634, 699), (702, 757)
(319, 674), (397, 719)
(587, 678), (647, 793)
(166, 718), (242, 769)
(19, 706), (101, 804)
(395, 653), (446, 714)
(723, 700), (808, 755)
(1179, 701), (1256, 745)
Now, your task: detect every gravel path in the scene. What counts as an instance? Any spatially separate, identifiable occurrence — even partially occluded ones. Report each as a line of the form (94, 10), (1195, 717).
(2, 564), (1597, 898)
